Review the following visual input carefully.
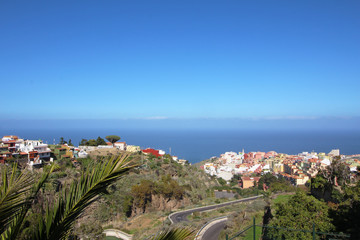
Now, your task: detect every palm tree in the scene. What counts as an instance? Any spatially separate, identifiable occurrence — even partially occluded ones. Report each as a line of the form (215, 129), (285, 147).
(0, 163), (55, 239)
(0, 154), (194, 240)
(1, 153), (136, 240)
(150, 228), (194, 240)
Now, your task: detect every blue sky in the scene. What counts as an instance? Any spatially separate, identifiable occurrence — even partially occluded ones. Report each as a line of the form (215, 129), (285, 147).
(1, 0), (360, 129)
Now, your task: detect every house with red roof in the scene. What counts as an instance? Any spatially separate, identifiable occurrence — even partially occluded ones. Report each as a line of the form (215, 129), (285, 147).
(142, 148), (163, 158)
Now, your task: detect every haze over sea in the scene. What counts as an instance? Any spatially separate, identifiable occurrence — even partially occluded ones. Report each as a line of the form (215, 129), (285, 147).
(2, 118), (359, 164)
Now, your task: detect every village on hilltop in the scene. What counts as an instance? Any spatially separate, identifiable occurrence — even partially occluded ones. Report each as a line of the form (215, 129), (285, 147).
(0, 135), (188, 167)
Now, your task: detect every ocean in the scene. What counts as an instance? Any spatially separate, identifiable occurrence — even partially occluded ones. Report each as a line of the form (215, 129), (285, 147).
(1, 128), (359, 163)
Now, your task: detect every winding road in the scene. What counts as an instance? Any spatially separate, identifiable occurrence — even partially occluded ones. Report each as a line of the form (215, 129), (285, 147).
(169, 195), (261, 224)
(200, 219), (227, 240)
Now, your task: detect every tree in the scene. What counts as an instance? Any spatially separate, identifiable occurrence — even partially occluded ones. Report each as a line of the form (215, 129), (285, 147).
(258, 173), (277, 190)
(262, 191), (273, 239)
(0, 154), (136, 240)
(68, 139), (73, 146)
(96, 137), (106, 146)
(105, 135), (120, 146)
(79, 139), (88, 146)
(122, 195), (134, 217)
(59, 137), (65, 145)
(311, 159), (351, 203)
(320, 158), (350, 187)
(86, 139), (97, 146)
(229, 174), (242, 186)
(265, 191), (334, 240)
(217, 177), (227, 186)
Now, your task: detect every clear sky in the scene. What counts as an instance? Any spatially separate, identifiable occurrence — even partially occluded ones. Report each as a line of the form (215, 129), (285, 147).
(1, 0), (359, 129)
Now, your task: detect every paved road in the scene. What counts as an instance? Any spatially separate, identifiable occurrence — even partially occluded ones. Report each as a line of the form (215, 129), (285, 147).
(169, 195), (261, 224)
(103, 229), (132, 240)
(201, 220), (227, 240)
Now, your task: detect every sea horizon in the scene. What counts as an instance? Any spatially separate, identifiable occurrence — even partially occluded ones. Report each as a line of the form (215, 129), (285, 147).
(1, 128), (359, 163)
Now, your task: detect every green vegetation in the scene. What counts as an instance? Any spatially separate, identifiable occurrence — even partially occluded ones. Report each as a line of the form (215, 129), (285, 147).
(8, 141), (358, 240)
(0, 154), (135, 240)
(68, 152), (218, 239)
(96, 136), (107, 146)
(265, 191), (334, 239)
(310, 159), (360, 238)
(259, 159), (359, 239)
(1, 153), (196, 240)
(59, 137), (66, 144)
(79, 136), (107, 146)
(105, 237), (119, 240)
(219, 160), (360, 239)
(219, 199), (267, 239)
(271, 194), (292, 204)
(105, 135), (121, 145)
(257, 172), (296, 192)
(59, 137), (73, 146)
(242, 214), (263, 240)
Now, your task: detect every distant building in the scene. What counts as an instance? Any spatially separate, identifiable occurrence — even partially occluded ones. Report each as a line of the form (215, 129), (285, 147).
(16, 140), (51, 161)
(142, 148), (163, 157)
(254, 152), (265, 160)
(328, 149), (340, 157)
(280, 173), (309, 186)
(1, 136), (51, 165)
(217, 171), (233, 182)
(114, 142), (127, 151)
(126, 145), (140, 152)
(239, 177), (261, 189)
(177, 159), (189, 165)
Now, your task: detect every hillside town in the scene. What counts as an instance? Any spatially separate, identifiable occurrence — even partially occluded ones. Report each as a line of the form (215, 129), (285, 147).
(0, 135), (188, 167)
(202, 149), (360, 188)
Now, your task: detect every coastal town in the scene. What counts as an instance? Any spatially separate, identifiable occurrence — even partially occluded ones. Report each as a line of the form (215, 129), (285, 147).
(202, 149), (360, 188)
(1, 134), (360, 239)
(2, 134), (359, 191)
(0, 135), (189, 166)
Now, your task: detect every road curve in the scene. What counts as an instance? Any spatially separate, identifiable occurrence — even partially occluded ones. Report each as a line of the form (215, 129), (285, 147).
(169, 195), (261, 224)
(200, 219), (227, 240)
(103, 229), (133, 240)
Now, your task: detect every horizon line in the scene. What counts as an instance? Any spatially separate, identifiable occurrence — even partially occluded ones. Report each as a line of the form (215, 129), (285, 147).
(1, 116), (360, 121)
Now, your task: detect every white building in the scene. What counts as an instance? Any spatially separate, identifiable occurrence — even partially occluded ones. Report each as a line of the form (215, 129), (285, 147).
(127, 145), (141, 152)
(114, 142), (127, 151)
(219, 151), (243, 165)
(16, 140), (51, 161)
(328, 149), (340, 157)
(217, 171), (234, 182)
(78, 150), (89, 158)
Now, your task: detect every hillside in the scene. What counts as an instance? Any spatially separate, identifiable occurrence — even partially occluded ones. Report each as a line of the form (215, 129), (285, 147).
(74, 152), (219, 239)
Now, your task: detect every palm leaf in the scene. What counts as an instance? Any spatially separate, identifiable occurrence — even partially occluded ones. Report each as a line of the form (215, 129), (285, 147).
(31, 153), (137, 240)
(2, 164), (55, 240)
(0, 164), (34, 235)
(150, 228), (194, 240)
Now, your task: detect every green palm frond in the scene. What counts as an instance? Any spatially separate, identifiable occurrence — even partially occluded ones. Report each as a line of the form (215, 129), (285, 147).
(0, 164), (55, 240)
(151, 228), (194, 240)
(31, 153), (137, 240)
(0, 164), (34, 235)
(3, 164), (55, 240)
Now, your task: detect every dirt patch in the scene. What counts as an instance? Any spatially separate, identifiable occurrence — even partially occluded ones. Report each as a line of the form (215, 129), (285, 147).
(88, 148), (126, 158)
(125, 214), (154, 230)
